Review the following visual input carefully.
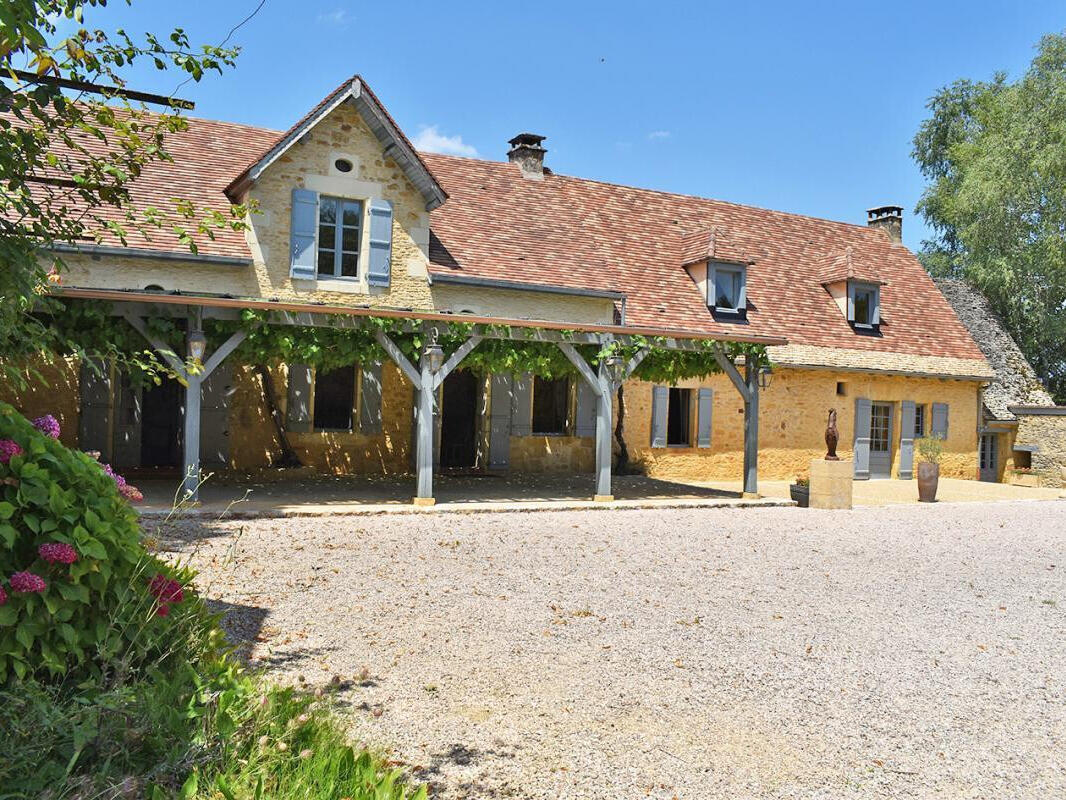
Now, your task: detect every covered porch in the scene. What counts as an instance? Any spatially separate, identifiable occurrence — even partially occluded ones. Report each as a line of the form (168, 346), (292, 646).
(57, 288), (786, 507)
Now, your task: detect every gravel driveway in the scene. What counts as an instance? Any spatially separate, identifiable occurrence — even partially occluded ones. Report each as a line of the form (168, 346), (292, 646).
(152, 501), (1066, 799)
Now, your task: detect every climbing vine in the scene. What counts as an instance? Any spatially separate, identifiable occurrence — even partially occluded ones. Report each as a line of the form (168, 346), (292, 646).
(31, 299), (768, 385)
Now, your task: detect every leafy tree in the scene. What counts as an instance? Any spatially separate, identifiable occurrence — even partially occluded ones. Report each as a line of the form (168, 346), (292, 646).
(0, 0), (248, 379)
(913, 31), (1066, 402)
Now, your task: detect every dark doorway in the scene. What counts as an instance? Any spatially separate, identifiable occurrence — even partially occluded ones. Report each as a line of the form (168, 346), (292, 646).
(440, 370), (478, 470)
(140, 379), (183, 468)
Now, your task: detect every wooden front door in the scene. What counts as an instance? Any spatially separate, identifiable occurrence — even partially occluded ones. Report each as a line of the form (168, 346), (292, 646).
(869, 402), (893, 479)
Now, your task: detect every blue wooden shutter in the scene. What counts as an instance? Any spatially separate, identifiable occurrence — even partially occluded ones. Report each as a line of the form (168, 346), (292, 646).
(846, 282), (856, 322)
(367, 199), (393, 287)
(853, 396), (872, 480)
(932, 402), (949, 439)
(650, 386), (669, 447)
(510, 373), (533, 436)
(201, 363), (232, 467)
(290, 188), (318, 280)
(899, 400), (916, 479)
(489, 373), (513, 467)
(286, 364), (313, 432)
(696, 388), (713, 448)
(574, 379), (597, 437)
(871, 287), (881, 326)
(359, 362), (383, 434)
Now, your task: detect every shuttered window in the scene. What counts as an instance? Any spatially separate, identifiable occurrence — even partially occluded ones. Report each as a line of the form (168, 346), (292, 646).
(313, 366), (357, 431)
(914, 404), (926, 437)
(532, 376), (569, 435)
(707, 262), (747, 317)
(317, 196), (363, 278)
(667, 388), (693, 446)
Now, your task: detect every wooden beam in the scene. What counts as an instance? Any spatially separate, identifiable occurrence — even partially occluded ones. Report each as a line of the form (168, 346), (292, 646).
(374, 330), (421, 387)
(201, 329), (248, 380)
(431, 335), (482, 391)
(557, 342), (602, 397)
(713, 345), (750, 401)
(122, 313), (187, 378)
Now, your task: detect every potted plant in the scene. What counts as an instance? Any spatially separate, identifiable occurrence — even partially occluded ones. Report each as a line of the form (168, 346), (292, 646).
(915, 434), (943, 502)
(790, 476), (810, 507)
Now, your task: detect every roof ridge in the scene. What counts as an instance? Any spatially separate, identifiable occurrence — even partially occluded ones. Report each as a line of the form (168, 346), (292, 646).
(419, 151), (891, 239)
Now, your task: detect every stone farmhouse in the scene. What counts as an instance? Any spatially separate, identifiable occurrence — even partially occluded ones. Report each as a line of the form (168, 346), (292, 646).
(9, 74), (1062, 500)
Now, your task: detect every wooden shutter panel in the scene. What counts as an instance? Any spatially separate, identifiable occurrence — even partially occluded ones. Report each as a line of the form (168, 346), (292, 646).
(574, 379), (597, 437)
(510, 373), (533, 436)
(846, 283), (856, 322)
(932, 402), (949, 439)
(359, 362), (383, 434)
(201, 363), (232, 467)
(696, 388), (713, 448)
(488, 373), (513, 468)
(899, 400), (916, 479)
(286, 364), (313, 432)
(871, 287), (881, 326)
(367, 199), (393, 287)
(290, 188), (318, 280)
(650, 386), (669, 448)
(79, 358), (112, 460)
(853, 396), (872, 480)
(111, 373), (142, 468)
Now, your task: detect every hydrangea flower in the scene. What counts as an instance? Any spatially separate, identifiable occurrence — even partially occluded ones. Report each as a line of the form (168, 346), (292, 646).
(31, 415), (61, 439)
(149, 574), (184, 604)
(10, 571), (47, 593)
(0, 586), (7, 605)
(154, 603), (170, 617)
(0, 439), (22, 464)
(119, 484), (144, 503)
(38, 542), (78, 565)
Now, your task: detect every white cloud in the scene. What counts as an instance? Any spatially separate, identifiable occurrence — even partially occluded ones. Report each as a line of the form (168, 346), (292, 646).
(316, 8), (351, 25)
(648, 130), (671, 140)
(411, 125), (478, 157)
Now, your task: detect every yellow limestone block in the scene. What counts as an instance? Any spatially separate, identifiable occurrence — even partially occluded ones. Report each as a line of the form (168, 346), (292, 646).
(809, 458), (853, 510)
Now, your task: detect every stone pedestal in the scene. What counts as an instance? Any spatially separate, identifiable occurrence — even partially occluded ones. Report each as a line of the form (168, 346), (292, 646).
(809, 459), (853, 510)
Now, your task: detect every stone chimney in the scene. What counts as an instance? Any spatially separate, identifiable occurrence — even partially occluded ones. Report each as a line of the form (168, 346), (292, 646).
(507, 133), (547, 180)
(867, 205), (903, 243)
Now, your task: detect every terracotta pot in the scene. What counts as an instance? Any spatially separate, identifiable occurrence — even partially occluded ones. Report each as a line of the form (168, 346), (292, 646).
(917, 461), (939, 502)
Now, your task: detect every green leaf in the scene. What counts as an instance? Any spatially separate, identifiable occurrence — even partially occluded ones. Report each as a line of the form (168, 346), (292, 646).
(79, 537), (107, 560)
(179, 771), (198, 799)
(0, 501), (14, 520)
(0, 523), (16, 547)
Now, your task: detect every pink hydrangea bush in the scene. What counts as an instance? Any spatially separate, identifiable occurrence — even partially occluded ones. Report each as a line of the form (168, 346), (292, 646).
(38, 542), (78, 565)
(0, 439), (22, 464)
(31, 415), (61, 439)
(9, 571), (47, 593)
(149, 574), (185, 617)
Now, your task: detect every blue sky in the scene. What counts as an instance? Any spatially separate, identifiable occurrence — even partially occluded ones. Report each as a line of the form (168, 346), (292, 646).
(56, 1), (1066, 249)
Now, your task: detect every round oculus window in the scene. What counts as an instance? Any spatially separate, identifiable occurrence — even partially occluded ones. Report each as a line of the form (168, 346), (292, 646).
(334, 158), (353, 173)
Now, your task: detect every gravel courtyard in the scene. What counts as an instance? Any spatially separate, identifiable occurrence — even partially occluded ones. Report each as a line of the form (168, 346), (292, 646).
(153, 501), (1066, 799)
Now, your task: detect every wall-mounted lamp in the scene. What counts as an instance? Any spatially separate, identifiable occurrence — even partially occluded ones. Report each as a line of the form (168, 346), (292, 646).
(424, 328), (444, 372)
(606, 354), (626, 385)
(187, 328), (207, 362)
(759, 365), (773, 390)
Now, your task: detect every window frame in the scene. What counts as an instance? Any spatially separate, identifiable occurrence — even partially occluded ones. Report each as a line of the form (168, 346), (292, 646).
(847, 280), (881, 330)
(311, 365), (359, 433)
(707, 262), (748, 318)
(316, 195), (364, 280)
(914, 404), (926, 438)
(531, 375), (570, 436)
(666, 387), (694, 447)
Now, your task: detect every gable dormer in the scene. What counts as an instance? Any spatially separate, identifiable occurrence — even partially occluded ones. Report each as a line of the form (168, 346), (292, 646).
(680, 227), (756, 322)
(820, 246), (887, 333)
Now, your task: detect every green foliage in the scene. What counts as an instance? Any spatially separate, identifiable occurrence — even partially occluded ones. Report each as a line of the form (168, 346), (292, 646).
(0, 402), (203, 683)
(916, 434), (944, 465)
(913, 31), (1066, 401)
(0, 1), (248, 380)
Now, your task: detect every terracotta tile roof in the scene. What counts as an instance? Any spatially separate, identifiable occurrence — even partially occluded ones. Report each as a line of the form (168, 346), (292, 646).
(422, 153), (986, 361)
(818, 245), (886, 285)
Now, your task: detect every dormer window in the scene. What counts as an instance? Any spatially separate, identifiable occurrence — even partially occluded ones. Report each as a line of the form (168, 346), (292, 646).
(848, 281), (880, 330)
(708, 262), (747, 319)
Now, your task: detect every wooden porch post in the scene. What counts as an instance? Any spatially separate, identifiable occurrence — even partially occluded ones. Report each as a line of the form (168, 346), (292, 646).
(594, 359), (613, 500)
(743, 358), (760, 497)
(415, 352), (435, 503)
(182, 373), (202, 499)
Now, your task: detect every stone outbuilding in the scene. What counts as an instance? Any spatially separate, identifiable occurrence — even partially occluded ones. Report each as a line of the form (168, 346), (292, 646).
(936, 278), (1065, 487)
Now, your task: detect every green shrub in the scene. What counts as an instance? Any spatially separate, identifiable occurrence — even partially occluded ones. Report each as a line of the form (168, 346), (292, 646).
(0, 402), (199, 683)
(916, 433), (944, 465)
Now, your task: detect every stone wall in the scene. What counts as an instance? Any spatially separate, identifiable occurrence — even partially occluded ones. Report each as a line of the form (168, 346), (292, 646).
(0, 356), (81, 449)
(1014, 413), (1066, 488)
(509, 435), (594, 473)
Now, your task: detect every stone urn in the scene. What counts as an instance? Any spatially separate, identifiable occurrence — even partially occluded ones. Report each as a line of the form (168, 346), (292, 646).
(917, 461), (939, 503)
